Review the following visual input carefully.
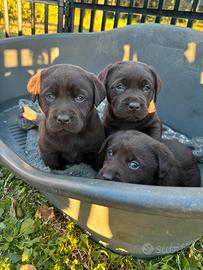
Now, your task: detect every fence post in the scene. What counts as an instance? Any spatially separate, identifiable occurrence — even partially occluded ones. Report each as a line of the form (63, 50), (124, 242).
(57, 0), (64, 32)
(64, 0), (75, 32)
(3, 0), (10, 37)
(30, 0), (35, 35)
(17, 0), (23, 35)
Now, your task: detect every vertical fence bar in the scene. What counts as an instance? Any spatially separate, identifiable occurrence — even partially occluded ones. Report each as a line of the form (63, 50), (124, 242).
(187, 19), (193, 28)
(3, 0), (10, 37)
(141, 0), (149, 23)
(44, 3), (49, 33)
(101, 0), (108, 31)
(69, 0), (75, 32)
(79, 0), (85, 32)
(127, 0), (134, 25)
(30, 0), (35, 35)
(114, 0), (121, 28)
(187, 0), (199, 27)
(89, 0), (97, 32)
(171, 0), (181, 25)
(64, 0), (69, 31)
(78, 9), (84, 32)
(65, 0), (75, 32)
(17, 0), (23, 35)
(155, 0), (164, 23)
(58, 0), (64, 32)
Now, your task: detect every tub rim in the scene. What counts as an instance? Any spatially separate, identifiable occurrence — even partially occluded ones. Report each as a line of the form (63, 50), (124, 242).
(0, 23), (202, 45)
(1, 139), (203, 220)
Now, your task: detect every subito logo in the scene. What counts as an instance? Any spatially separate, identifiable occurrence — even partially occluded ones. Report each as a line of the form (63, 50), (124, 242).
(142, 243), (154, 255)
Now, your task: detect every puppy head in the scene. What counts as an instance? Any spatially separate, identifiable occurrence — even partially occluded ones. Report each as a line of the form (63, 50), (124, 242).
(98, 61), (161, 121)
(97, 130), (175, 185)
(27, 64), (105, 133)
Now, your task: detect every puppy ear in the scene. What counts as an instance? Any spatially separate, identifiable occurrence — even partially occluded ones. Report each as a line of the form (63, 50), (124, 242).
(149, 66), (162, 102)
(98, 63), (113, 85)
(154, 143), (175, 180)
(98, 134), (113, 167)
(27, 71), (42, 102)
(90, 74), (106, 106)
(99, 135), (111, 154)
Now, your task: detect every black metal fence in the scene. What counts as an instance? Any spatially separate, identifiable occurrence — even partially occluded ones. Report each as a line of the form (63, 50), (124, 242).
(1, 0), (203, 37)
(66, 0), (203, 32)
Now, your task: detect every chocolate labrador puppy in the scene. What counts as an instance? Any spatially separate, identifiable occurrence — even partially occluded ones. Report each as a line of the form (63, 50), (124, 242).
(27, 64), (105, 170)
(98, 61), (162, 139)
(97, 130), (201, 186)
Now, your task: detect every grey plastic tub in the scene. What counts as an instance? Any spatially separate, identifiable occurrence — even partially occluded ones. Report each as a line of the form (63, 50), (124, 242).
(0, 24), (203, 258)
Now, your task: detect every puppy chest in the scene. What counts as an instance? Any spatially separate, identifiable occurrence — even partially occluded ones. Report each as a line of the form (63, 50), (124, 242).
(59, 138), (98, 160)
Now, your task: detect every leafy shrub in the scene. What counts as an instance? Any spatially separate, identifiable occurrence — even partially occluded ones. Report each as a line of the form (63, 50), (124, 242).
(0, 0), (58, 24)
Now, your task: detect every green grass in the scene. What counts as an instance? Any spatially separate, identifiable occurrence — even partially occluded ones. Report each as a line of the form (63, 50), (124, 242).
(1, 164), (203, 270)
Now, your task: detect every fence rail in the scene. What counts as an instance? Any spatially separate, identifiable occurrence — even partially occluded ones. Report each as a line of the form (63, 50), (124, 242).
(1, 0), (203, 37)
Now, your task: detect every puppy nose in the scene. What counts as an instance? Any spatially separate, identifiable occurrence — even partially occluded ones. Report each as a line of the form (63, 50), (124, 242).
(102, 171), (121, 181)
(102, 172), (114, 181)
(128, 102), (140, 111)
(57, 114), (71, 124)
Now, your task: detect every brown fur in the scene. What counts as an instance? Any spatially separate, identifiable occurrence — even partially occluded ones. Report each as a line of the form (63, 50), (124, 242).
(98, 61), (162, 139)
(97, 130), (201, 187)
(28, 64), (106, 170)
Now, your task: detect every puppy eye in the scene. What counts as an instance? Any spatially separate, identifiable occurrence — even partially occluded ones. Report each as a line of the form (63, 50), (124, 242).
(45, 93), (56, 102)
(115, 83), (125, 93)
(128, 160), (140, 170)
(75, 94), (86, 103)
(107, 149), (113, 157)
(143, 85), (151, 92)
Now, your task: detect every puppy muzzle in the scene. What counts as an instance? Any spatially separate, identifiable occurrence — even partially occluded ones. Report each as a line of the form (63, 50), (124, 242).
(46, 109), (85, 133)
(97, 167), (122, 182)
(112, 95), (149, 121)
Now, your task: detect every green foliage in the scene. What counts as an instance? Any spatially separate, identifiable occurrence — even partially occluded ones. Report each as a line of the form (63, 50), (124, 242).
(0, 0), (58, 24)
